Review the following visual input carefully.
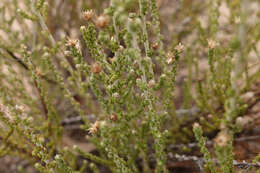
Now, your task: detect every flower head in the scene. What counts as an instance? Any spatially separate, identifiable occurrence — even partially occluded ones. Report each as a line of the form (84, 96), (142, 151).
(66, 38), (79, 47)
(152, 42), (159, 50)
(109, 114), (118, 121)
(214, 131), (230, 147)
(112, 92), (120, 99)
(175, 43), (184, 53)
(166, 52), (175, 64)
(207, 39), (217, 49)
(88, 121), (100, 134)
(36, 68), (43, 77)
(91, 63), (102, 74)
(82, 10), (94, 21)
(148, 80), (156, 88)
(235, 16), (240, 24)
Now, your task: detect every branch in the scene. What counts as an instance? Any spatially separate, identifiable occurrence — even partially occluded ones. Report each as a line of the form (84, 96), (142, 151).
(2, 48), (57, 84)
(172, 154), (260, 169)
(168, 135), (260, 150)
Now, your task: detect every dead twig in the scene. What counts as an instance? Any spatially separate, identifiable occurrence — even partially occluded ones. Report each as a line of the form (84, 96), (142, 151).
(172, 154), (260, 170)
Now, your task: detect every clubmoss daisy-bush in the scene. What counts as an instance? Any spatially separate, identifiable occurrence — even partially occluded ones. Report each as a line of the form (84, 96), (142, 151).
(1, 0), (260, 173)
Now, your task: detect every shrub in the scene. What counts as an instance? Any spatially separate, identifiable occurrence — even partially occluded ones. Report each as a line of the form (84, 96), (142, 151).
(0, 0), (260, 172)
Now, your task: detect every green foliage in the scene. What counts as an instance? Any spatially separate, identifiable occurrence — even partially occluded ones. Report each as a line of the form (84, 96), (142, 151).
(193, 124), (217, 173)
(0, 0), (260, 172)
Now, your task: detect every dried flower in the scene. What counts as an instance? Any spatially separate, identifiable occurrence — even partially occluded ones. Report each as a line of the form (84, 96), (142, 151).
(75, 64), (81, 69)
(207, 39), (217, 49)
(129, 69), (135, 74)
(148, 80), (156, 88)
(109, 114), (117, 121)
(166, 52), (174, 64)
(66, 38), (79, 47)
(152, 42), (159, 50)
(175, 43), (184, 53)
(95, 14), (108, 29)
(82, 10), (94, 21)
(214, 131), (230, 147)
(235, 16), (240, 24)
(132, 130), (137, 135)
(166, 58), (173, 65)
(36, 68), (43, 77)
(88, 121), (99, 134)
(91, 63), (102, 74)
(112, 92), (120, 99)
(207, 114), (213, 119)
(193, 122), (200, 129)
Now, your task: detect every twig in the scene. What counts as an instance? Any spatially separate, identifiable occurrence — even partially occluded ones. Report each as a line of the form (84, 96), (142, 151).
(61, 114), (96, 127)
(33, 79), (48, 120)
(2, 48), (57, 84)
(61, 106), (200, 127)
(5, 49), (28, 70)
(233, 160), (260, 169)
(172, 154), (260, 169)
(168, 135), (260, 150)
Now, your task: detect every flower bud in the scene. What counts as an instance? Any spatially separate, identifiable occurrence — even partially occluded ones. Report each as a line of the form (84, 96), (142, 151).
(112, 92), (120, 99)
(75, 64), (81, 69)
(193, 122), (200, 129)
(36, 68), (43, 77)
(95, 15), (108, 29)
(109, 114), (118, 121)
(152, 42), (159, 50)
